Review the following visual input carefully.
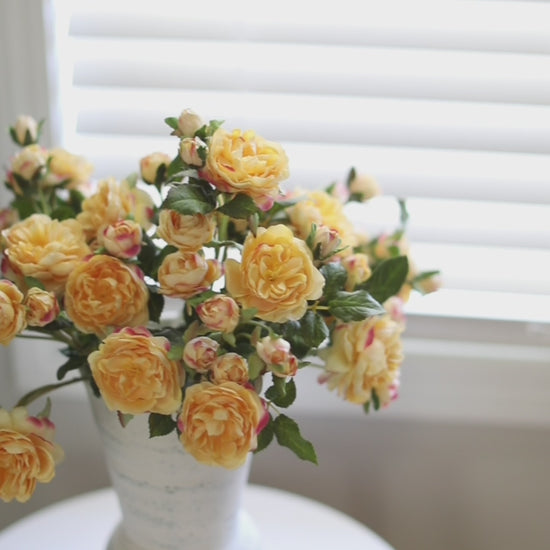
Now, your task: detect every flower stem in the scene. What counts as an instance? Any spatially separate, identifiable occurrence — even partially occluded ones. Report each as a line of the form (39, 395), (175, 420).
(16, 376), (89, 408)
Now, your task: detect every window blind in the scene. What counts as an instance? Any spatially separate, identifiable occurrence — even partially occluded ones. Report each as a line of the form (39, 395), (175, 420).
(45, 0), (550, 423)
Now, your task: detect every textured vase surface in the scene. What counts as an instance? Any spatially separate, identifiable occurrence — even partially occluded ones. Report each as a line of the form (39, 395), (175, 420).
(88, 392), (260, 550)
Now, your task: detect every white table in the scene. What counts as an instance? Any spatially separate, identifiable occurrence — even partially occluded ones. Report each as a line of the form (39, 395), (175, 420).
(0, 484), (394, 550)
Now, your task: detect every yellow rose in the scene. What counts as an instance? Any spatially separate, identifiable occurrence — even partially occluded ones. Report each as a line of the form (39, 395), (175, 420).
(45, 148), (94, 189)
(24, 287), (60, 327)
(157, 210), (216, 252)
(0, 407), (64, 503)
(139, 151), (172, 185)
(210, 353), (249, 385)
(64, 254), (149, 336)
(0, 280), (27, 345)
(77, 178), (154, 241)
(203, 128), (289, 210)
(225, 225), (324, 323)
(158, 251), (221, 299)
(196, 295), (240, 333)
(179, 136), (206, 167)
(98, 219), (143, 259)
(320, 316), (404, 406)
(288, 190), (357, 254)
(178, 381), (263, 469)
(349, 173), (381, 201)
(88, 327), (183, 415)
(2, 214), (91, 296)
(177, 109), (204, 137)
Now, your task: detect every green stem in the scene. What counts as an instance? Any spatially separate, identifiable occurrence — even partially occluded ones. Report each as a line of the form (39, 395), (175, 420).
(16, 376), (89, 408)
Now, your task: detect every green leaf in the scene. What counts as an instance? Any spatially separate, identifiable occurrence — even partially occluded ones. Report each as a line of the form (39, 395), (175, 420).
(273, 414), (317, 464)
(371, 388), (381, 411)
(328, 290), (385, 322)
(148, 413), (177, 438)
(56, 355), (87, 381)
(161, 183), (217, 215)
(164, 116), (179, 131)
(247, 352), (264, 380)
(278, 311), (328, 358)
(360, 255), (409, 304)
(12, 196), (36, 219)
(255, 414), (274, 454)
(265, 377), (296, 408)
(165, 155), (186, 179)
(36, 397), (52, 419)
(24, 277), (45, 290)
(50, 204), (77, 221)
(320, 262), (348, 301)
(345, 167), (357, 189)
(117, 412), (134, 427)
(217, 194), (259, 219)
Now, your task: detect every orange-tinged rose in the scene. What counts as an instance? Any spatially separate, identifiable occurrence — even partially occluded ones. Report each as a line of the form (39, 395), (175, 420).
(320, 316), (404, 406)
(64, 254), (149, 336)
(203, 128), (289, 210)
(256, 336), (298, 378)
(183, 336), (219, 374)
(98, 219), (143, 259)
(158, 251), (221, 299)
(88, 327), (183, 415)
(225, 225), (324, 323)
(178, 381), (263, 469)
(210, 353), (249, 385)
(196, 295), (240, 333)
(0, 280), (27, 345)
(77, 178), (154, 241)
(0, 407), (64, 503)
(24, 287), (60, 327)
(1, 214), (91, 296)
(157, 210), (216, 252)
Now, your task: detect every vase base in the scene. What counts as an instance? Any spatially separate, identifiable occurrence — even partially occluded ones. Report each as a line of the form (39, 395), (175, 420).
(106, 508), (261, 550)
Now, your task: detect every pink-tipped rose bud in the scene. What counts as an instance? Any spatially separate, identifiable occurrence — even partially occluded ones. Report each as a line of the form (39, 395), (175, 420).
(179, 136), (206, 167)
(177, 109), (204, 137)
(8, 145), (48, 191)
(313, 225), (342, 260)
(99, 219), (143, 259)
(210, 353), (249, 385)
(140, 152), (172, 185)
(24, 287), (60, 327)
(341, 253), (372, 291)
(196, 295), (240, 333)
(13, 115), (38, 145)
(256, 336), (298, 378)
(183, 336), (220, 373)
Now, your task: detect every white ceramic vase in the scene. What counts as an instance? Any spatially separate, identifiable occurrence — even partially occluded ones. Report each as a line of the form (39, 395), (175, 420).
(88, 392), (261, 550)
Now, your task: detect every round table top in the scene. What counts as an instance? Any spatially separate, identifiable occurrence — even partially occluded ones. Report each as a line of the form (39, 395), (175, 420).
(0, 484), (394, 550)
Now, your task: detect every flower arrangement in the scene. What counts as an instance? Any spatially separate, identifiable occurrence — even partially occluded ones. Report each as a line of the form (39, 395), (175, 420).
(0, 110), (439, 504)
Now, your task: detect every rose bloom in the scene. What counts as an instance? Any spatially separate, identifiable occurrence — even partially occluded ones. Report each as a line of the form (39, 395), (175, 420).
(256, 336), (298, 378)
(341, 253), (372, 291)
(178, 381), (263, 469)
(77, 178), (154, 241)
(225, 224), (324, 323)
(202, 128), (289, 210)
(24, 287), (60, 327)
(312, 225), (342, 261)
(45, 148), (94, 189)
(158, 251), (221, 299)
(2, 213), (91, 296)
(0, 407), (64, 503)
(64, 254), (149, 336)
(13, 115), (38, 145)
(320, 316), (404, 406)
(88, 327), (183, 415)
(196, 295), (240, 333)
(179, 136), (206, 167)
(183, 336), (220, 374)
(157, 210), (216, 252)
(98, 219), (142, 259)
(7, 144), (48, 193)
(210, 353), (249, 385)
(0, 279), (27, 345)
(287, 190), (358, 255)
(139, 151), (172, 185)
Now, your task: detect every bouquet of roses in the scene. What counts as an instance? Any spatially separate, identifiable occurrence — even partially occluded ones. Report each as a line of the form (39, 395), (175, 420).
(0, 109), (439, 504)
